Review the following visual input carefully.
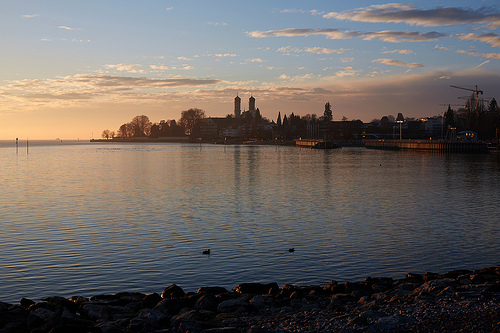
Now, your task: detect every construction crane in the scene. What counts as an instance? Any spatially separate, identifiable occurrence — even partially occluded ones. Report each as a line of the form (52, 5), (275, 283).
(450, 85), (483, 112)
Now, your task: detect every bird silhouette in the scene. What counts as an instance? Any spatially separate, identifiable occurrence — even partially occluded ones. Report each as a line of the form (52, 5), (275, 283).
(202, 249), (210, 255)
(288, 248), (295, 252)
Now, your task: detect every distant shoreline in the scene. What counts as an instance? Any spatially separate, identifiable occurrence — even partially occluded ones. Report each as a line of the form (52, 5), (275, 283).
(90, 137), (297, 146)
(89, 137), (365, 147)
(90, 137), (191, 143)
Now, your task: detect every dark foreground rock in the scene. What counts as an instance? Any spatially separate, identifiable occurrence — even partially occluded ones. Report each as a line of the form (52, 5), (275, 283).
(1, 266), (500, 332)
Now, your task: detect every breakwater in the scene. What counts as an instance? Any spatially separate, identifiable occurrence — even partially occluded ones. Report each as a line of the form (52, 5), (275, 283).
(365, 139), (489, 153)
(1, 266), (499, 332)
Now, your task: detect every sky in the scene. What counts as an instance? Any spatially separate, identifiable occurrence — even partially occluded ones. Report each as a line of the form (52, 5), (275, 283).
(1, 0), (500, 140)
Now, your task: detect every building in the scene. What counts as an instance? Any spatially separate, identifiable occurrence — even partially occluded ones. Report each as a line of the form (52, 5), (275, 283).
(421, 116), (444, 138)
(234, 95), (241, 118)
(235, 94), (259, 118)
(198, 95), (273, 140)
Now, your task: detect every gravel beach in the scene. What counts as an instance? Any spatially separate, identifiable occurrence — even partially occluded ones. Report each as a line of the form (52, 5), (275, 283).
(1, 266), (499, 332)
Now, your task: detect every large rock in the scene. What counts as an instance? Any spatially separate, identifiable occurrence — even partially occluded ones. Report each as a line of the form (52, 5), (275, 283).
(232, 283), (278, 295)
(170, 309), (214, 332)
(162, 284), (186, 299)
(195, 294), (218, 311)
(128, 308), (168, 332)
(197, 286), (229, 295)
(217, 298), (250, 313)
(154, 297), (182, 316)
(81, 303), (106, 320)
(249, 295), (274, 310)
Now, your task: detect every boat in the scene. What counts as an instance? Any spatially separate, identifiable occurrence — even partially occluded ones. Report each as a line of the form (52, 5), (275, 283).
(295, 139), (338, 149)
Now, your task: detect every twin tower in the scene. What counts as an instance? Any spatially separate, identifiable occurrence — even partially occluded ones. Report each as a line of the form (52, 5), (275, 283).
(234, 95), (255, 118)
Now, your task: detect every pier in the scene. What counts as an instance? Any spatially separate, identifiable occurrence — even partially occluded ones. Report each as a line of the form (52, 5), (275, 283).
(365, 139), (489, 153)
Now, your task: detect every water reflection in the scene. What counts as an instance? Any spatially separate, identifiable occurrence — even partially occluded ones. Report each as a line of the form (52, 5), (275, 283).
(1, 143), (499, 303)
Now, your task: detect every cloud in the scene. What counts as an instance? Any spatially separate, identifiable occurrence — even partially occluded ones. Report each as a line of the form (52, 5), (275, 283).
(207, 21), (228, 26)
(1, 75), (222, 103)
(362, 31), (446, 43)
(456, 50), (500, 59)
(248, 28), (445, 42)
(58, 26), (74, 30)
(150, 65), (171, 70)
(106, 64), (145, 73)
(278, 46), (349, 55)
(310, 10), (324, 16)
(149, 64), (194, 70)
(214, 54), (238, 57)
(457, 33), (500, 47)
(248, 28), (344, 38)
(166, 7), (174, 11)
(278, 73), (316, 82)
(341, 58), (354, 63)
(372, 58), (424, 68)
(323, 4), (500, 27)
(381, 49), (414, 54)
(304, 47), (350, 54)
(281, 9), (306, 14)
(250, 58), (264, 63)
(281, 9), (324, 15)
(333, 67), (361, 78)
(84, 75), (220, 88)
(20, 92), (93, 100)
(22, 14), (39, 18)
(434, 45), (449, 51)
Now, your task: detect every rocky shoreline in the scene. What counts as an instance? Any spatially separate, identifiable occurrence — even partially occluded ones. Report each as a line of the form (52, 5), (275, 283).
(1, 266), (499, 333)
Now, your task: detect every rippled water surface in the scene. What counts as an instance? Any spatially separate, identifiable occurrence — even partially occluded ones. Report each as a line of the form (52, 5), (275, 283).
(1, 141), (499, 303)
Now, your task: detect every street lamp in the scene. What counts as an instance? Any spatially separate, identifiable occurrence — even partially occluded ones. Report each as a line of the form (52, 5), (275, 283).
(397, 120), (403, 140)
(396, 112), (404, 140)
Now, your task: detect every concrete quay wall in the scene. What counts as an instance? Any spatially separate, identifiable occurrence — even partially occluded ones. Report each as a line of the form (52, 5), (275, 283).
(365, 139), (489, 153)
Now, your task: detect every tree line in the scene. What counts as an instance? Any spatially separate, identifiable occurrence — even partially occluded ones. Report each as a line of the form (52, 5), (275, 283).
(444, 97), (499, 140)
(101, 108), (206, 139)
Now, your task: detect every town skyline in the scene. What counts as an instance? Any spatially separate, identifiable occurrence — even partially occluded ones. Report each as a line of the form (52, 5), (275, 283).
(1, 1), (500, 140)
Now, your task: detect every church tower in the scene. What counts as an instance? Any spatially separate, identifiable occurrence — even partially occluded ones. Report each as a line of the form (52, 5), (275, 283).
(249, 95), (255, 112)
(234, 94), (241, 118)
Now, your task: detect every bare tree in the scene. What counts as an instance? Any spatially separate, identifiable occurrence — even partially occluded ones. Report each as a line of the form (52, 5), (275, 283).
(101, 129), (111, 140)
(180, 108), (205, 135)
(117, 123), (132, 137)
(130, 115), (152, 137)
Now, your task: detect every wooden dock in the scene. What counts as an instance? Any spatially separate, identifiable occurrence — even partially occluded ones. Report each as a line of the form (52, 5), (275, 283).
(365, 139), (488, 153)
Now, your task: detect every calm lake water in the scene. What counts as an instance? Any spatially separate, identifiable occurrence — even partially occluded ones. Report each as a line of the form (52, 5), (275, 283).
(1, 140), (499, 303)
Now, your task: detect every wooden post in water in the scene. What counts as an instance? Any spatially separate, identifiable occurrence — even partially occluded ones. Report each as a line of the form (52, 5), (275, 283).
(16, 138), (18, 154)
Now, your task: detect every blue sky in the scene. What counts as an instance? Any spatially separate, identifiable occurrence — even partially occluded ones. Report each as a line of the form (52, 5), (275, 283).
(1, 1), (499, 139)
